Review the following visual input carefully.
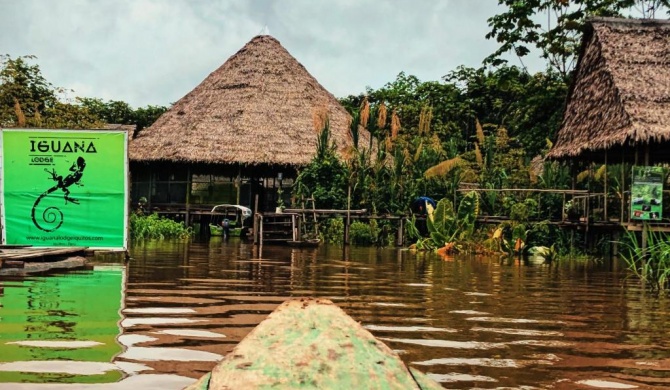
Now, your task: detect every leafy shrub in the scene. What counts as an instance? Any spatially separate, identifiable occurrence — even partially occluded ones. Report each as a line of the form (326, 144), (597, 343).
(321, 218), (344, 244)
(130, 213), (193, 240)
(350, 221), (376, 245)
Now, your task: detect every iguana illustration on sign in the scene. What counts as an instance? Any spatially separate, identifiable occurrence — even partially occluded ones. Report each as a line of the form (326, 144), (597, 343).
(31, 156), (86, 232)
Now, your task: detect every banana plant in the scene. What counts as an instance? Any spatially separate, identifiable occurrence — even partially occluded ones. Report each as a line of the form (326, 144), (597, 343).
(426, 191), (479, 249)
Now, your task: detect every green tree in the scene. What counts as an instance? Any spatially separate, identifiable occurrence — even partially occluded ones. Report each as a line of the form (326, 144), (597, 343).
(485, 0), (669, 78)
(293, 119), (349, 209)
(0, 55), (102, 129)
(0, 55), (57, 127)
(445, 65), (567, 157)
(78, 97), (168, 134)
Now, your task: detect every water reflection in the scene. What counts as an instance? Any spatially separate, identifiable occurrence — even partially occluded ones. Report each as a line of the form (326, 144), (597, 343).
(2, 239), (670, 389)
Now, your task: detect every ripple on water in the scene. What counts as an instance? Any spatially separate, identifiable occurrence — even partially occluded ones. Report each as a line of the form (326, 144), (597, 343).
(466, 316), (564, 324)
(152, 329), (226, 338)
(449, 310), (490, 315)
(576, 379), (638, 389)
(0, 361), (118, 375)
(380, 337), (506, 350)
(119, 347), (223, 362)
(508, 339), (573, 348)
(0, 374), (196, 390)
(121, 317), (204, 327)
(471, 327), (564, 337)
(414, 357), (520, 368)
(123, 308), (196, 314)
(5, 340), (103, 348)
(413, 357), (555, 368)
(426, 372), (498, 383)
(117, 334), (158, 347)
(364, 325), (457, 333)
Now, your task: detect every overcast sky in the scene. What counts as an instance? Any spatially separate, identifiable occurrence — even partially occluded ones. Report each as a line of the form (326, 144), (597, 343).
(0, 0), (547, 108)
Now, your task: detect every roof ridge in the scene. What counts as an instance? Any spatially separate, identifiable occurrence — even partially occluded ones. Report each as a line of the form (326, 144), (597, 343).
(588, 16), (670, 26)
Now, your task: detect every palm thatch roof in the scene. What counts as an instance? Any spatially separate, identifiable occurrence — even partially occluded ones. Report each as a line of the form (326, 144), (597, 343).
(129, 35), (371, 167)
(548, 18), (670, 163)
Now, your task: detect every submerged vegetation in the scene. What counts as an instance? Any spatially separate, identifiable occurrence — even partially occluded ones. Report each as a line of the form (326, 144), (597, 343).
(130, 213), (193, 240)
(621, 228), (670, 292)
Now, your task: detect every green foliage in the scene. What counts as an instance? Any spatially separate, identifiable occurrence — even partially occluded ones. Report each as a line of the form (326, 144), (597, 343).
(293, 120), (349, 210)
(0, 55), (166, 132)
(0, 55), (103, 129)
(485, 1), (664, 77)
(349, 221), (377, 246)
(425, 191), (479, 248)
(130, 213), (193, 240)
(321, 218), (344, 244)
(78, 97), (168, 133)
(0, 55), (56, 127)
(509, 198), (538, 223)
(620, 228), (670, 292)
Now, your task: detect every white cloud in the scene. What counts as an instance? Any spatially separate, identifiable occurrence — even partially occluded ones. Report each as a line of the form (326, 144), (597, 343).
(0, 0), (547, 107)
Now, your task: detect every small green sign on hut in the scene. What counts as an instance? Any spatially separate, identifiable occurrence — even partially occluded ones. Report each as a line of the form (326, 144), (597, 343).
(0, 129), (129, 249)
(631, 166), (663, 221)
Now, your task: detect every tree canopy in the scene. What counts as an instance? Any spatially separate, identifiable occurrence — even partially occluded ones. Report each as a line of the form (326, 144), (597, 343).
(485, 0), (670, 78)
(0, 55), (167, 131)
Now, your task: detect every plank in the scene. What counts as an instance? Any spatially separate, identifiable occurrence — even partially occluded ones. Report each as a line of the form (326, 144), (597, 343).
(0, 257), (86, 276)
(2, 260), (24, 269)
(185, 298), (442, 390)
(0, 247), (86, 260)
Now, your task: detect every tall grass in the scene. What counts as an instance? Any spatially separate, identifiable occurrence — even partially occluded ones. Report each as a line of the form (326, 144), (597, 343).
(130, 213), (193, 240)
(620, 227), (670, 292)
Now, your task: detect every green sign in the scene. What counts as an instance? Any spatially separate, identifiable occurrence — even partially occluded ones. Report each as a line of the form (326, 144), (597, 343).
(1, 129), (128, 249)
(631, 166), (664, 221)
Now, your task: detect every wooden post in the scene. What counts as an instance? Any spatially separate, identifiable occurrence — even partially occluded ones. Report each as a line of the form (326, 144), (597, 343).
(253, 194), (259, 245)
(642, 144), (650, 254)
(585, 163), (591, 245)
(184, 167), (191, 228)
(396, 217), (404, 247)
(345, 185), (351, 246)
(621, 151), (625, 225)
(604, 152), (608, 221)
(236, 168), (242, 206)
(148, 171), (154, 210)
(562, 192), (566, 222)
(259, 214), (264, 247)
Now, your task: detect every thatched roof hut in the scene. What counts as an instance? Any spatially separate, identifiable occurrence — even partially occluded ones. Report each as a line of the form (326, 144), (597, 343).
(548, 18), (670, 163)
(129, 35), (370, 168)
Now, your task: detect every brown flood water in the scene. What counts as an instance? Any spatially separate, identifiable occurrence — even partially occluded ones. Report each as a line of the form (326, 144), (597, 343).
(2, 238), (670, 389)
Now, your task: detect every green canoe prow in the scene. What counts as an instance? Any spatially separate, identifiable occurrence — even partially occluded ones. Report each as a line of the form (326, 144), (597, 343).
(185, 298), (443, 390)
